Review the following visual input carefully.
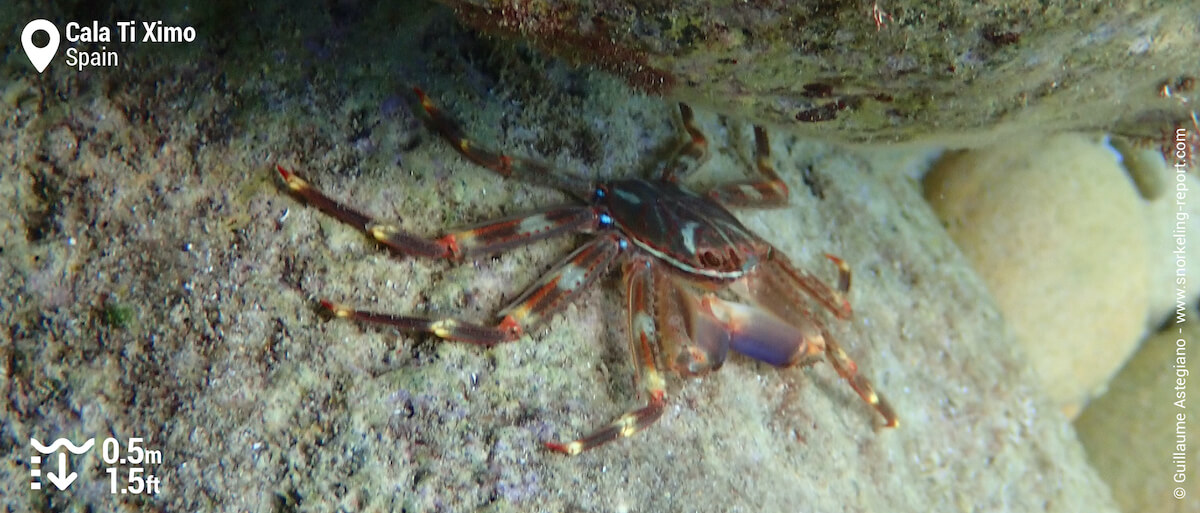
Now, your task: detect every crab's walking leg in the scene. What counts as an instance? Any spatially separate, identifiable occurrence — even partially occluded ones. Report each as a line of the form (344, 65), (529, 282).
(546, 258), (667, 455)
(435, 208), (604, 259)
(657, 103), (710, 182)
(277, 165), (600, 259)
(822, 329), (899, 427)
(496, 234), (623, 330)
(742, 251), (853, 320)
(323, 299), (523, 346)
(324, 234), (623, 346)
(733, 252), (895, 425)
(707, 126), (790, 208)
(414, 88), (594, 199)
(779, 252), (853, 319)
(700, 295), (899, 428)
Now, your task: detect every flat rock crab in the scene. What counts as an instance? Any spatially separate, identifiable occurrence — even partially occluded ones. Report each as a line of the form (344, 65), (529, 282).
(276, 89), (898, 455)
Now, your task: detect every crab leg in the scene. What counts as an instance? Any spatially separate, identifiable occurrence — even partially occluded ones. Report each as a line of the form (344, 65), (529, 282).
(546, 257), (668, 455)
(438, 208), (604, 258)
(656, 103), (710, 183)
(322, 299), (523, 346)
(822, 329), (900, 427)
(739, 251), (853, 320)
(277, 165), (601, 259)
(323, 234), (623, 346)
(700, 294), (899, 427)
(496, 234), (624, 329)
(707, 126), (790, 208)
(414, 88), (594, 199)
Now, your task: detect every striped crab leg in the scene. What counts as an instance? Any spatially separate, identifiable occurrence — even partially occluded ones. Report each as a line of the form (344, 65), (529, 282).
(727, 254), (898, 427)
(277, 165), (622, 345)
(324, 233), (624, 346)
(546, 257), (668, 455)
(656, 103), (711, 183)
(276, 165), (602, 259)
(707, 126), (790, 208)
(767, 252), (854, 320)
(700, 294), (898, 427)
(735, 250), (852, 321)
(414, 88), (594, 199)
(822, 328), (899, 428)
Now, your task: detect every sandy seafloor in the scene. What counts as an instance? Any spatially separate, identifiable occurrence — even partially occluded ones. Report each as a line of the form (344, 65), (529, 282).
(1, 1), (1120, 512)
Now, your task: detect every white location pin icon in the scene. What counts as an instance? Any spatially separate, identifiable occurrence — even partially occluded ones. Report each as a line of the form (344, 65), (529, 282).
(22, 19), (60, 74)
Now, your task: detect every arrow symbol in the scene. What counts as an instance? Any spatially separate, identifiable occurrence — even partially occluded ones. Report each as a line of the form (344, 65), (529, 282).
(45, 452), (77, 490)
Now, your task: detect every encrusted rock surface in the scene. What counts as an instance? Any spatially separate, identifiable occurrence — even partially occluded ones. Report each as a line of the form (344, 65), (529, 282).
(436, 0), (1199, 146)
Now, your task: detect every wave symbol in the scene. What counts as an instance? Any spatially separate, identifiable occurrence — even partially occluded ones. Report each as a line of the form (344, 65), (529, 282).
(30, 437), (94, 454)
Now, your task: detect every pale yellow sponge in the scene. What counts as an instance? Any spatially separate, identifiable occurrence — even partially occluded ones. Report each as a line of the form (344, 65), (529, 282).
(924, 133), (1151, 416)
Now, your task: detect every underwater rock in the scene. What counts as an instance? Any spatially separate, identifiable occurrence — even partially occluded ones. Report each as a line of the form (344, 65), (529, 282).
(1075, 320), (1199, 513)
(923, 133), (1150, 416)
(436, 0), (1198, 145)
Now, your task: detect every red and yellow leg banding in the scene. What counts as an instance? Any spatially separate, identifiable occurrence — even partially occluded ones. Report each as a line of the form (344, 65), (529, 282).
(658, 103), (711, 182)
(276, 165), (452, 258)
(319, 299), (524, 346)
(823, 334), (899, 428)
(545, 259), (670, 455)
(762, 255), (854, 320)
(707, 126), (790, 207)
(412, 88), (592, 196)
(499, 234), (622, 329)
(277, 165), (599, 260)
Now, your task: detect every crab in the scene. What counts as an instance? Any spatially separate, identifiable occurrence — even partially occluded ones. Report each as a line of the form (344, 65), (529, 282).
(276, 89), (898, 455)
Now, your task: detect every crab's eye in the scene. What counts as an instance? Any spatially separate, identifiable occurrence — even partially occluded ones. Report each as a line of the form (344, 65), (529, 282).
(592, 187), (607, 202)
(598, 213), (614, 228)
